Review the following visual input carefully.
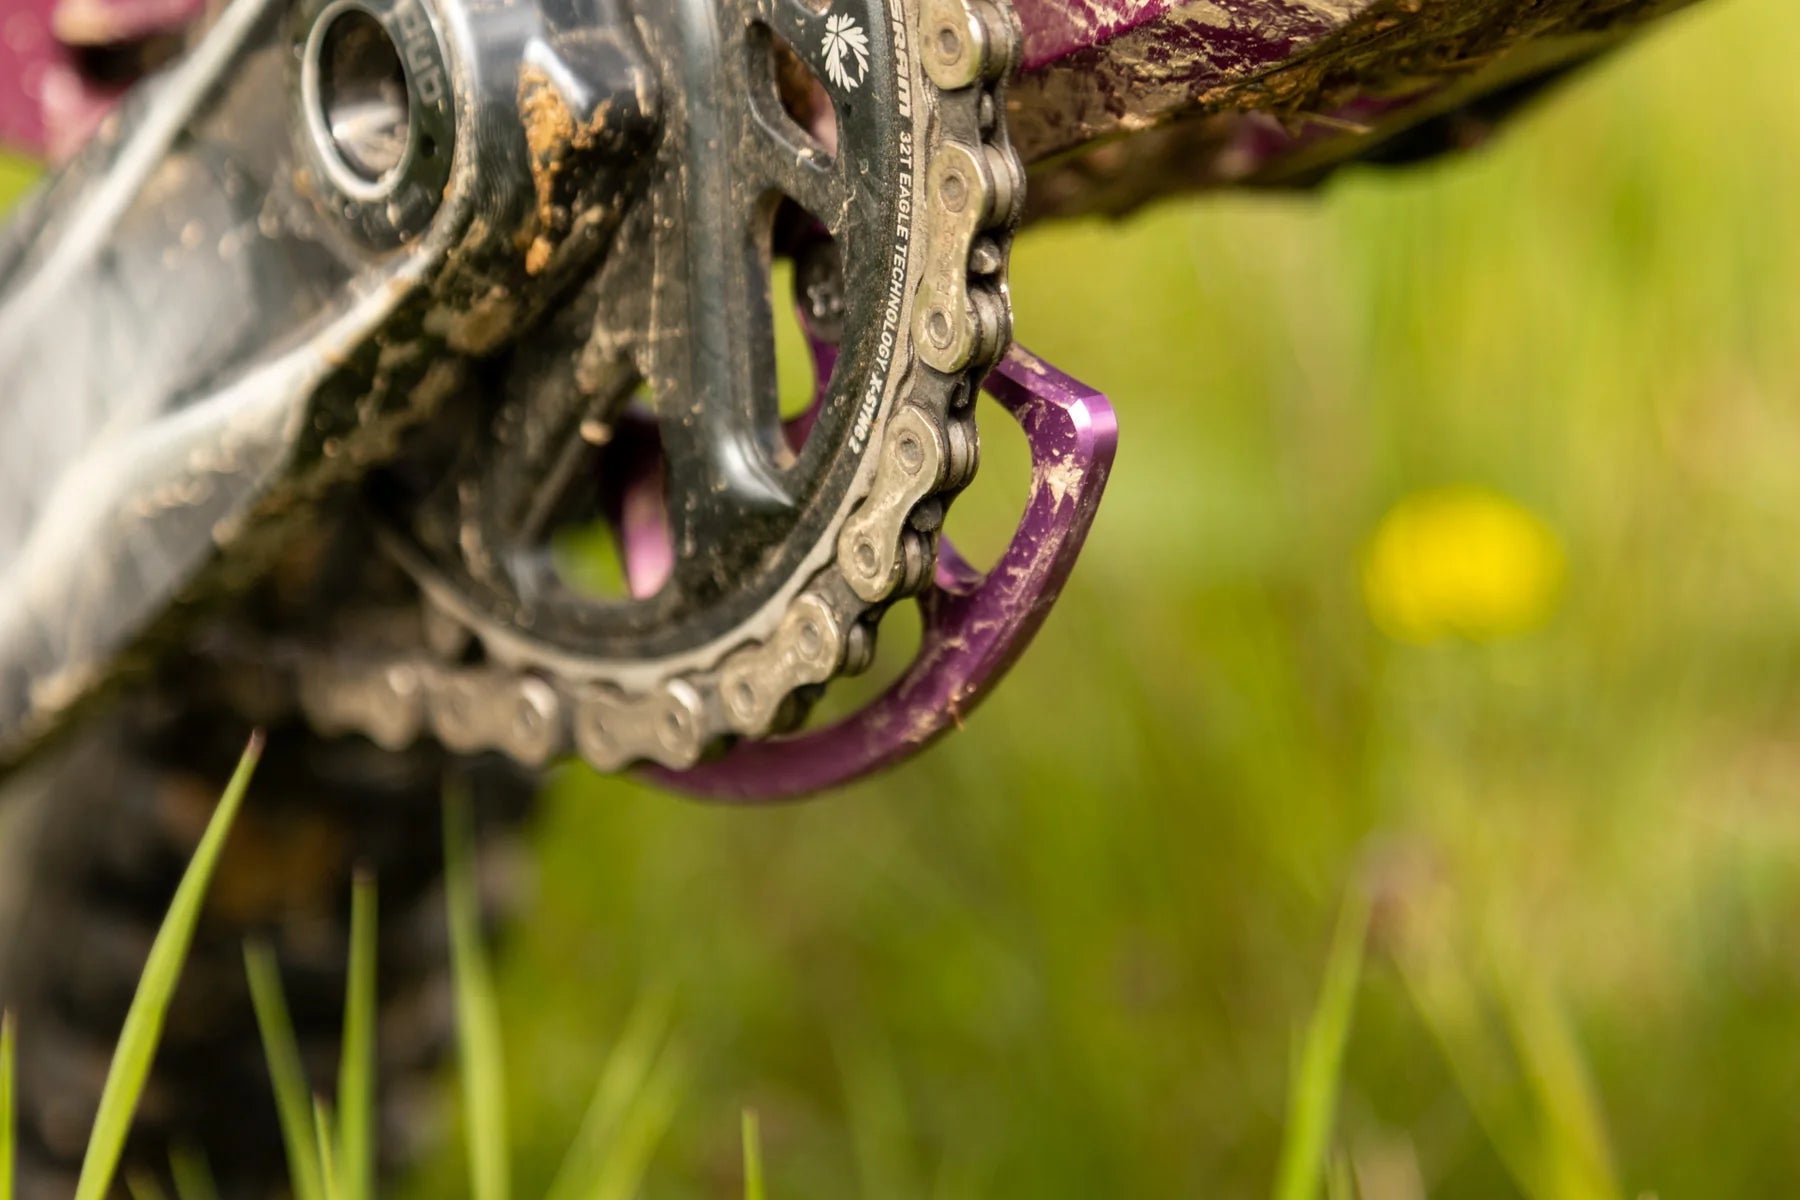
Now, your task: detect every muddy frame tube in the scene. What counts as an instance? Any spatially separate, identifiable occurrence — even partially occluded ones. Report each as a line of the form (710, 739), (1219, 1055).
(1009, 0), (1704, 216)
(3, 0), (1709, 213)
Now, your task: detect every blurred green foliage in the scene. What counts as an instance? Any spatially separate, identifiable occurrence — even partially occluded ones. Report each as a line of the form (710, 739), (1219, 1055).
(9, 0), (1800, 1192)
(478, 0), (1800, 1195)
(0, 156), (34, 211)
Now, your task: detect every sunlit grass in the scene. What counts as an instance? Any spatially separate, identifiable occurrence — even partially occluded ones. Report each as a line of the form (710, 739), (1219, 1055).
(540, 992), (683, 1200)
(741, 1112), (766, 1200)
(1395, 924), (1624, 1200)
(168, 1147), (219, 1200)
(0, 738), (262, 1200)
(126, 1172), (170, 1200)
(1, 1012), (14, 1200)
(501, 0), (1800, 1195)
(0, 154), (33, 211)
(447, 793), (513, 1200)
(246, 940), (329, 1200)
(73, 736), (263, 1200)
(6, 0), (1800, 1193)
(246, 873), (380, 1200)
(236, 796), (690, 1200)
(1273, 888), (1372, 1200)
(338, 877), (379, 1200)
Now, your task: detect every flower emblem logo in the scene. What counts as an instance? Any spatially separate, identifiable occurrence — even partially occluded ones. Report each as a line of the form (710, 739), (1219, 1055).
(822, 12), (870, 90)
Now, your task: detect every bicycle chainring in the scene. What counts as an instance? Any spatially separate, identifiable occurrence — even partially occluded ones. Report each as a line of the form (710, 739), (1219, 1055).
(294, 0), (1031, 777)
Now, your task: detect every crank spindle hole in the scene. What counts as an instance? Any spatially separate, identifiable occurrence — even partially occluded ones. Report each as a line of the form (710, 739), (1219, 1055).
(314, 8), (410, 187)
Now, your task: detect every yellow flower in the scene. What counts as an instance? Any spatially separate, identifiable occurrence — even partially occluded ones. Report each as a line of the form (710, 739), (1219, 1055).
(1361, 487), (1565, 644)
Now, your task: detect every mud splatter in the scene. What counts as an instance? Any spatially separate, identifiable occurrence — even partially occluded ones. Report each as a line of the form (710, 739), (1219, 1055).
(424, 286), (517, 355)
(518, 64), (625, 276)
(1038, 456), (1085, 509)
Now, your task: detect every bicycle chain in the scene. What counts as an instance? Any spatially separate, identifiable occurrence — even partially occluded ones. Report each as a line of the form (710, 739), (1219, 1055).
(289, 0), (1024, 773)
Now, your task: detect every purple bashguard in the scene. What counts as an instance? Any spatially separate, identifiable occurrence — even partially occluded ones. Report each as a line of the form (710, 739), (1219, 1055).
(644, 343), (1119, 802)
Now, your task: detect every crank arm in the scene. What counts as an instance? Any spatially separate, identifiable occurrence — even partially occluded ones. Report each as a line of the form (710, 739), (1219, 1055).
(0, 0), (656, 770)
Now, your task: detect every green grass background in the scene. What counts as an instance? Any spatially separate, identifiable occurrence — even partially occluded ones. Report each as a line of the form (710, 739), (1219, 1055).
(12, 0), (1800, 1193)
(481, 0), (1800, 1195)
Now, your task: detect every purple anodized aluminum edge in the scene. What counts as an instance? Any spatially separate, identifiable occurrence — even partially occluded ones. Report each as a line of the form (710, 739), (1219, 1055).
(647, 343), (1118, 802)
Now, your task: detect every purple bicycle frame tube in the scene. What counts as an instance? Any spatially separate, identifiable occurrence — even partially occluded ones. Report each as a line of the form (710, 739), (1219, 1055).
(4, 0), (1698, 189)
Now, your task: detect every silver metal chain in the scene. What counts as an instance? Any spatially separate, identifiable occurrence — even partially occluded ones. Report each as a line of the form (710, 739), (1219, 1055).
(286, 0), (1025, 773)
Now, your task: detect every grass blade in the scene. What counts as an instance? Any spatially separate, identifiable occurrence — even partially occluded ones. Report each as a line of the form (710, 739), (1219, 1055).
(543, 994), (674, 1200)
(1325, 1149), (1357, 1200)
(73, 734), (263, 1200)
(337, 875), (378, 1200)
(1398, 936), (1547, 1198)
(168, 1146), (220, 1200)
(832, 1024), (917, 1198)
(2, 1011), (15, 1200)
(446, 790), (509, 1200)
(742, 1110), (765, 1200)
(314, 1100), (341, 1200)
(1272, 887), (1371, 1200)
(0, 154), (36, 212)
(125, 1171), (170, 1200)
(1491, 943), (1621, 1200)
(245, 942), (327, 1200)
(578, 1045), (685, 1200)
